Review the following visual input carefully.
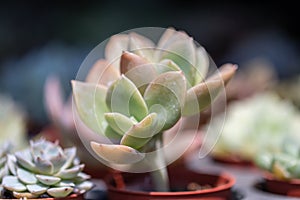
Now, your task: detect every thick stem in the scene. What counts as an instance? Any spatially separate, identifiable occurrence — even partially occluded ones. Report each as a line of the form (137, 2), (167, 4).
(149, 133), (170, 192)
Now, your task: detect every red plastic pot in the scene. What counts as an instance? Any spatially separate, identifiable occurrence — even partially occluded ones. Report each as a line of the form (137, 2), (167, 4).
(264, 173), (300, 197)
(105, 166), (235, 200)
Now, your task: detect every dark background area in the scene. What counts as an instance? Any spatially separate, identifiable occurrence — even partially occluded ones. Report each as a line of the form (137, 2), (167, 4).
(0, 1), (299, 126)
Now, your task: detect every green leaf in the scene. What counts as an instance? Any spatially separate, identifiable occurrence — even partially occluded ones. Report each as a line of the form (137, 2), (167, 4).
(85, 59), (120, 86)
(17, 168), (37, 184)
(47, 187), (73, 198)
(183, 64), (237, 116)
(34, 156), (53, 175)
(36, 174), (61, 186)
(157, 59), (181, 74)
(90, 142), (144, 164)
(121, 113), (162, 149)
(104, 112), (135, 135)
(120, 51), (157, 94)
(105, 34), (129, 69)
(55, 164), (84, 179)
(128, 32), (155, 60)
(158, 32), (197, 86)
(72, 80), (109, 135)
(194, 47), (209, 84)
(106, 75), (148, 121)
(26, 184), (48, 195)
(144, 71), (186, 130)
(2, 176), (27, 192)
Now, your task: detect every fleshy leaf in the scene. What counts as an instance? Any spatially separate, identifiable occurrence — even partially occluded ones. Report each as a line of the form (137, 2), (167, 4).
(35, 156), (53, 175)
(105, 34), (129, 69)
(158, 32), (197, 86)
(104, 112), (135, 135)
(104, 126), (123, 140)
(55, 181), (75, 187)
(55, 164), (84, 179)
(72, 80), (109, 134)
(86, 59), (120, 86)
(74, 172), (91, 182)
(106, 75), (148, 121)
(76, 181), (94, 192)
(91, 142), (144, 164)
(255, 153), (273, 171)
(47, 187), (73, 198)
(288, 161), (300, 179)
(27, 184), (48, 195)
(272, 162), (290, 180)
(2, 176), (27, 192)
(36, 174), (61, 186)
(157, 59), (181, 74)
(183, 64), (237, 116)
(13, 191), (38, 199)
(15, 150), (36, 172)
(194, 47), (209, 84)
(61, 147), (76, 170)
(129, 32), (155, 60)
(17, 168), (37, 184)
(206, 64), (238, 84)
(121, 113), (162, 149)
(120, 51), (157, 94)
(7, 154), (17, 175)
(144, 71), (186, 130)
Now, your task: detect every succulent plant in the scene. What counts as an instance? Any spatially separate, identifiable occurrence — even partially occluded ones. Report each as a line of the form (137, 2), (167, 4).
(0, 143), (12, 194)
(255, 140), (300, 180)
(0, 94), (27, 150)
(72, 28), (236, 191)
(0, 139), (93, 199)
(209, 92), (300, 162)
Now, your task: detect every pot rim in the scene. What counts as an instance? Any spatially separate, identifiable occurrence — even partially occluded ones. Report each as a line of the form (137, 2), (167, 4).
(107, 172), (235, 196)
(264, 172), (300, 184)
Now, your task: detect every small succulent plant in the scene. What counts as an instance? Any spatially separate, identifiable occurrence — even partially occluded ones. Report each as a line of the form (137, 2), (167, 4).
(255, 140), (300, 180)
(0, 139), (93, 199)
(209, 92), (300, 161)
(72, 28), (236, 191)
(0, 94), (27, 150)
(0, 143), (12, 194)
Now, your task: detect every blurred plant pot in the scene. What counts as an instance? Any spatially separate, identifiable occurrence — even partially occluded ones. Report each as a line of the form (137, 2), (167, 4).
(0, 193), (84, 200)
(105, 165), (235, 200)
(211, 154), (254, 167)
(263, 173), (300, 197)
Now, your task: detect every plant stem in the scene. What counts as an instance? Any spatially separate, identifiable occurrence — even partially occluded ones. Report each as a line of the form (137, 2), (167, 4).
(149, 133), (170, 192)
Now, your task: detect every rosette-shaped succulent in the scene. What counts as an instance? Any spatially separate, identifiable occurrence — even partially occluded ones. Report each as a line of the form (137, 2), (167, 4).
(72, 28), (237, 166)
(256, 141), (300, 180)
(1, 139), (93, 199)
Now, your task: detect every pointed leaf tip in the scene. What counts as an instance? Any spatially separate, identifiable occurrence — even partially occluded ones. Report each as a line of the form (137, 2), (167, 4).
(90, 142), (144, 164)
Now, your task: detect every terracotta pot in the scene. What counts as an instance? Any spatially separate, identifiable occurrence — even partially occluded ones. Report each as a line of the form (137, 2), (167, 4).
(105, 166), (235, 200)
(211, 154), (253, 167)
(0, 193), (84, 200)
(264, 173), (300, 197)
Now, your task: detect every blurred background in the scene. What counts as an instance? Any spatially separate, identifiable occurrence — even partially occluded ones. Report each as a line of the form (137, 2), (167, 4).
(0, 0), (299, 132)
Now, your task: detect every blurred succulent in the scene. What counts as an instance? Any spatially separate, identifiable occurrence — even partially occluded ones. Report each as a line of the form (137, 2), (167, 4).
(1, 139), (93, 199)
(255, 140), (300, 180)
(72, 28), (236, 191)
(209, 92), (300, 162)
(276, 75), (300, 109)
(0, 94), (27, 149)
(0, 143), (12, 194)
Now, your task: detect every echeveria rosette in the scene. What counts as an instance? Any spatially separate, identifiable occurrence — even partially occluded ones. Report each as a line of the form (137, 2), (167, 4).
(255, 141), (300, 181)
(0, 139), (93, 199)
(210, 92), (300, 162)
(72, 28), (237, 166)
